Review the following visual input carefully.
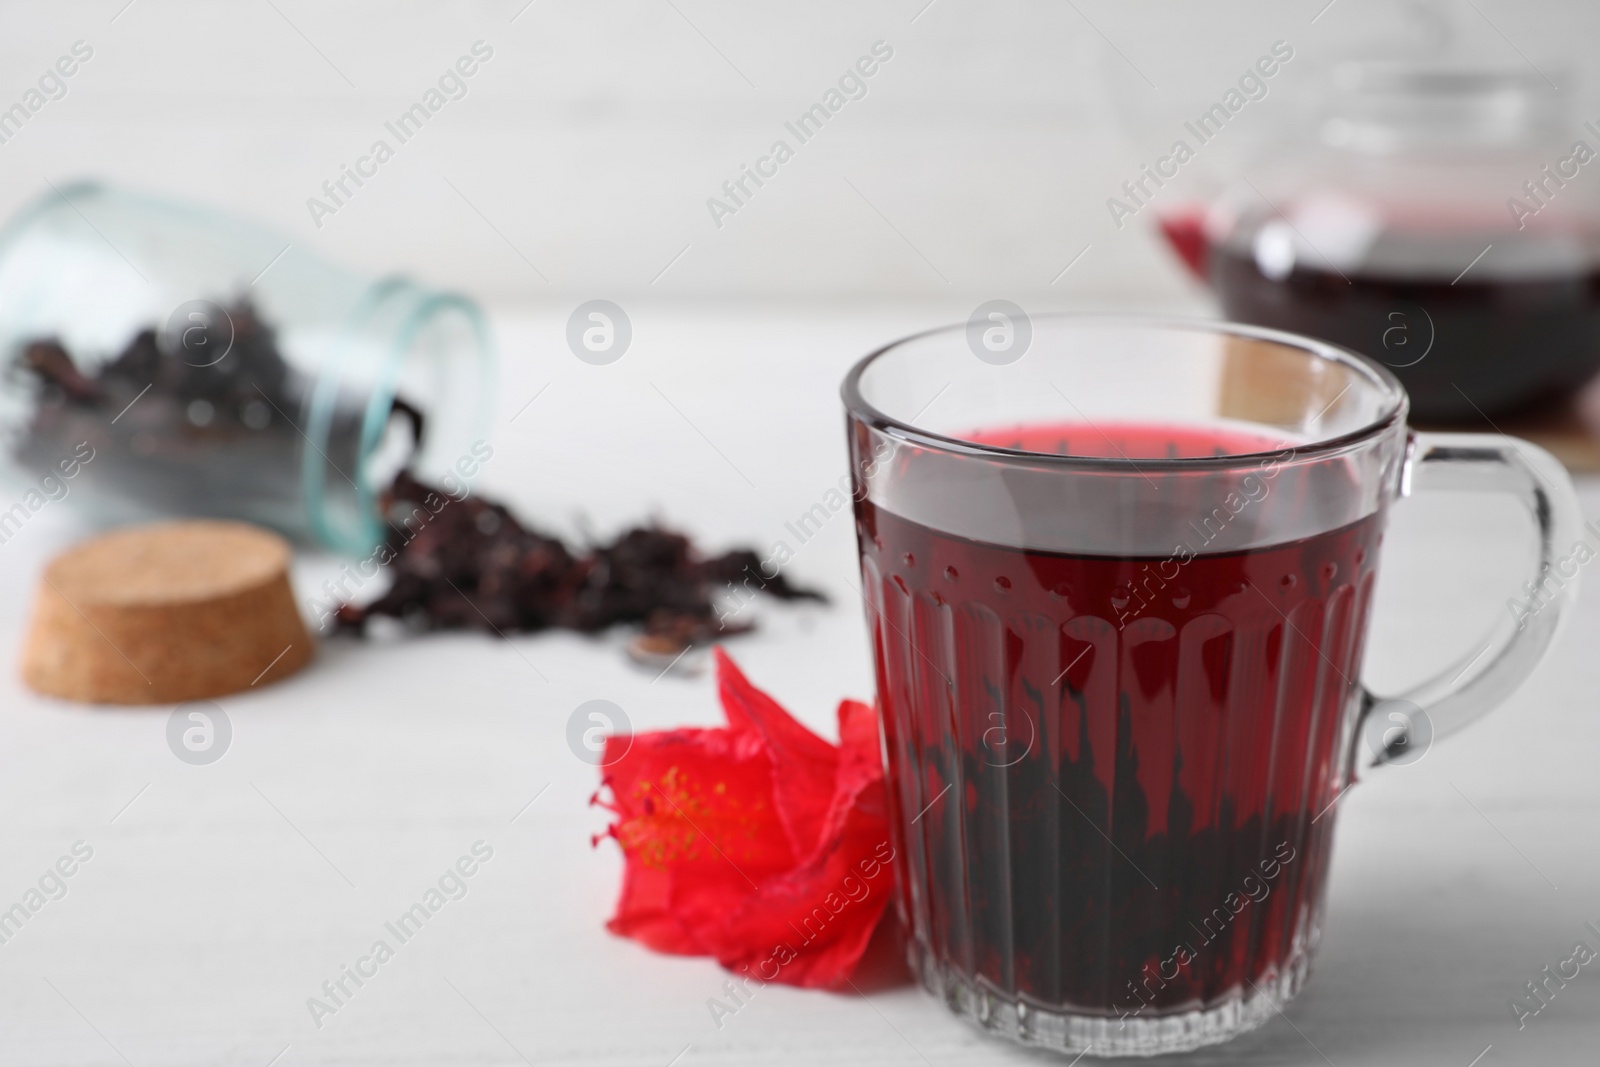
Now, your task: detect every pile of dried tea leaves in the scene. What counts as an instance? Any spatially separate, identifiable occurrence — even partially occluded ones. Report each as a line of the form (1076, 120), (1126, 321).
(334, 470), (826, 661)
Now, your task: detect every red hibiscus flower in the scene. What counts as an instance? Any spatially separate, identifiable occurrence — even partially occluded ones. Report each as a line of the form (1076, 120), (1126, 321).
(596, 648), (896, 989)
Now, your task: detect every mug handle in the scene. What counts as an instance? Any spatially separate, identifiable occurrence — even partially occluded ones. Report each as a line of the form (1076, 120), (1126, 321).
(1357, 431), (1583, 772)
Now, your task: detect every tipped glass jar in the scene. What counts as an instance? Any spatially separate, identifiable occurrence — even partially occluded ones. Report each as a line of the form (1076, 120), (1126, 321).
(0, 181), (493, 553)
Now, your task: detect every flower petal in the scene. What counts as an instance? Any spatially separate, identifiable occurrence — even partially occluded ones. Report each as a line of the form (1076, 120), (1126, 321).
(713, 648), (839, 857)
(702, 771), (895, 988)
(599, 653), (896, 989)
(601, 726), (796, 955)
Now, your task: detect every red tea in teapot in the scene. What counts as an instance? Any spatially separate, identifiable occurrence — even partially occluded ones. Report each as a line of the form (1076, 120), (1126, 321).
(1160, 200), (1600, 422)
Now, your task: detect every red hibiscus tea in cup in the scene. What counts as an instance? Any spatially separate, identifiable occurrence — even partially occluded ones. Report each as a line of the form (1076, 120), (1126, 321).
(858, 424), (1378, 1014)
(842, 319), (1578, 1056)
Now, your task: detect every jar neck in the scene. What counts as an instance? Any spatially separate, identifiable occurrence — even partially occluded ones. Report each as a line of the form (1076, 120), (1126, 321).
(303, 276), (493, 554)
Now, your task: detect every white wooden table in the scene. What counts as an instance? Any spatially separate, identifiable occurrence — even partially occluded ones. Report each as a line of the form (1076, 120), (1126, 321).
(1, 305), (1596, 1065)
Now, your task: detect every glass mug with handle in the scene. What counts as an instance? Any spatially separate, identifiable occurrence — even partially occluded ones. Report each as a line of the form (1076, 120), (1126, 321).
(842, 317), (1577, 1057)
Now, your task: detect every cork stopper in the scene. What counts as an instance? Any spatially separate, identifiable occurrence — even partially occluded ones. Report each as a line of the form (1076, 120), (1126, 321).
(20, 520), (313, 705)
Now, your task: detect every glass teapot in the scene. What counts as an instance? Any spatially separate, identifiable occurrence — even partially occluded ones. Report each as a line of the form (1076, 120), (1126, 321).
(1160, 61), (1600, 421)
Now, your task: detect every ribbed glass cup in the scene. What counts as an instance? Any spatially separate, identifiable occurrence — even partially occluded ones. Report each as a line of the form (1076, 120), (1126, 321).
(843, 317), (1409, 1056)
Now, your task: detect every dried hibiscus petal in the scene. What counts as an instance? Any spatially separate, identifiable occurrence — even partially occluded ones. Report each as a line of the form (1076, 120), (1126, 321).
(596, 649), (895, 989)
(334, 472), (826, 654)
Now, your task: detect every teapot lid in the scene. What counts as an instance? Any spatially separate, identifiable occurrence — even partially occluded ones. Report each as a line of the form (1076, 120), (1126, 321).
(1323, 60), (1569, 152)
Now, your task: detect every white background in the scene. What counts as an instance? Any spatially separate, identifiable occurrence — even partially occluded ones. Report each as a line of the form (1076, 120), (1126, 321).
(2, 2), (1600, 1066)
(1, 0), (1596, 303)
